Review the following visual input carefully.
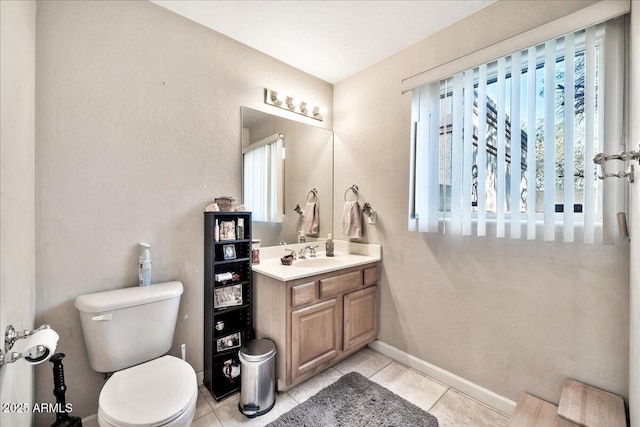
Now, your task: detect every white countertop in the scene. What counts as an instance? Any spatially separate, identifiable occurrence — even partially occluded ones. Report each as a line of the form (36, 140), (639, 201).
(252, 241), (381, 281)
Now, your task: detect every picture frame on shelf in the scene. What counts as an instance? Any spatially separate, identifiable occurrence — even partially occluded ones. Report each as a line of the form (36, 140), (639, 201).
(214, 284), (243, 309)
(216, 331), (241, 352)
(220, 220), (236, 241)
(221, 357), (240, 384)
(223, 244), (236, 260)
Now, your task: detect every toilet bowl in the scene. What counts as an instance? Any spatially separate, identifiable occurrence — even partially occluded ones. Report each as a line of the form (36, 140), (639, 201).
(74, 282), (197, 427)
(97, 356), (197, 427)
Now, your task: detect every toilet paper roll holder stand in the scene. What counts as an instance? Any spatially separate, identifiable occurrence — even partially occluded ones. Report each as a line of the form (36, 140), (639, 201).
(0, 324), (53, 366)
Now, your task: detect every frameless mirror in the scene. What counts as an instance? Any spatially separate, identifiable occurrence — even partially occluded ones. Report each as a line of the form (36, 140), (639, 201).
(241, 107), (333, 247)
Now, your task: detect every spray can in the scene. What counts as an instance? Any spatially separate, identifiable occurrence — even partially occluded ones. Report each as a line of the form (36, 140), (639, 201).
(139, 243), (152, 286)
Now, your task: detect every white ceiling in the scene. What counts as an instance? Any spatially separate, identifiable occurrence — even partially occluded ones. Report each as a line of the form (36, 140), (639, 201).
(152, 0), (495, 84)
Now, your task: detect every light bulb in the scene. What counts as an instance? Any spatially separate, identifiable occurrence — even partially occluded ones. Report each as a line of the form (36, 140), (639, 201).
(287, 97), (300, 110)
(271, 91), (285, 105)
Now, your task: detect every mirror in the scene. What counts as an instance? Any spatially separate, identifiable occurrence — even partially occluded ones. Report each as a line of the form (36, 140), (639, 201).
(241, 107), (333, 247)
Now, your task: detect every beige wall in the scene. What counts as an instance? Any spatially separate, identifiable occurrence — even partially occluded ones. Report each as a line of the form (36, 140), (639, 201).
(629, 2), (639, 426)
(0, 1), (37, 426)
(333, 0), (629, 407)
(34, 1), (332, 422)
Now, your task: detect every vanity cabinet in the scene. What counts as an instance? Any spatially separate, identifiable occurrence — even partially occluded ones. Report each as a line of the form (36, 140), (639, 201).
(203, 211), (254, 401)
(344, 286), (378, 352)
(254, 262), (379, 390)
(291, 298), (341, 381)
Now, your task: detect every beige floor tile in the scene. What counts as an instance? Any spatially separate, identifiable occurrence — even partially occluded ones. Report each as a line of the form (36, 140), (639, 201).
(333, 347), (393, 378)
(214, 392), (297, 427)
(191, 412), (224, 427)
(194, 388), (214, 420)
(287, 367), (343, 403)
(429, 389), (510, 427)
(199, 384), (240, 411)
(369, 362), (448, 412)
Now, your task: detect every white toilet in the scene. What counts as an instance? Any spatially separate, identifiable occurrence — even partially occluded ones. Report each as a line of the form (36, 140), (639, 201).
(75, 281), (197, 427)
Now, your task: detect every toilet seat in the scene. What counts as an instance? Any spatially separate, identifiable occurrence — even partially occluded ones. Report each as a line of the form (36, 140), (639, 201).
(99, 355), (197, 427)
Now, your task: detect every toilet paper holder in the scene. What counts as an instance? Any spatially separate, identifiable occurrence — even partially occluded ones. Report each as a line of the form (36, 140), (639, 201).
(0, 324), (55, 367)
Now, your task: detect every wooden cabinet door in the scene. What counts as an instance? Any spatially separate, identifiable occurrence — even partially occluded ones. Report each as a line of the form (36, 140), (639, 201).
(344, 286), (378, 352)
(291, 298), (340, 381)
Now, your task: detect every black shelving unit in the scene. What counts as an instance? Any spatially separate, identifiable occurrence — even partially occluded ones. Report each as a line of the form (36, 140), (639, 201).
(204, 211), (254, 401)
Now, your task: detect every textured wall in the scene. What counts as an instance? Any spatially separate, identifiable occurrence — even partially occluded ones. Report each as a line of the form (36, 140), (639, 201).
(0, 1), (36, 426)
(333, 0), (629, 407)
(34, 1), (332, 422)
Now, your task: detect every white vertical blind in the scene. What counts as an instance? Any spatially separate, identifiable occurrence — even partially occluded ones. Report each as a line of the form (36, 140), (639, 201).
(243, 146), (267, 220)
(415, 85), (430, 232)
(462, 70), (474, 235)
(427, 83), (441, 233)
(477, 64), (488, 237)
(602, 19), (625, 245)
(412, 84), (441, 233)
(408, 21), (617, 245)
(510, 51), (522, 239)
(526, 46), (537, 240)
(584, 27), (596, 244)
(496, 58), (506, 238)
(597, 27), (607, 242)
(543, 40), (557, 241)
(243, 134), (284, 223)
(563, 33), (576, 243)
(408, 87), (420, 231)
(450, 73), (464, 234)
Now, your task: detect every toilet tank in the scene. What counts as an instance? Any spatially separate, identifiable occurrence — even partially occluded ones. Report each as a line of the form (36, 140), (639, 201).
(75, 281), (183, 373)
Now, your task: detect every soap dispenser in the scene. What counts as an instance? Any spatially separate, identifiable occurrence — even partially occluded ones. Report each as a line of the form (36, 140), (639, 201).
(298, 231), (306, 243)
(326, 233), (334, 257)
(138, 243), (152, 286)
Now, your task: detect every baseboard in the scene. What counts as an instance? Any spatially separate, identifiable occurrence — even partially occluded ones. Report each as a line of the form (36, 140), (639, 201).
(197, 370), (204, 385)
(368, 340), (517, 416)
(82, 414), (98, 426)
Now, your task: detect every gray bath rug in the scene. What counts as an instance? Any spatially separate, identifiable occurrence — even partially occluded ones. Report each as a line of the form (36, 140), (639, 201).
(266, 372), (439, 427)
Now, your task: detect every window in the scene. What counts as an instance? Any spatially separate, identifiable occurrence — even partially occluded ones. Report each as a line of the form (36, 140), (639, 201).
(409, 21), (625, 243)
(242, 133), (284, 222)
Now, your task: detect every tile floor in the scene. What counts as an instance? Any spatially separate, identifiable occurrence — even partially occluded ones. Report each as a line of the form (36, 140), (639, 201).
(85, 347), (511, 427)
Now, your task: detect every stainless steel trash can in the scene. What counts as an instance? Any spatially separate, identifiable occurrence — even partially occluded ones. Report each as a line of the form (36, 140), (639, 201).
(238, 338), (276, 418)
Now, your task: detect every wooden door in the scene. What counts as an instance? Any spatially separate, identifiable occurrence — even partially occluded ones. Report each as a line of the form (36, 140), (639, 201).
(344, 286), (378, 352)
(291, 298), (340, 381)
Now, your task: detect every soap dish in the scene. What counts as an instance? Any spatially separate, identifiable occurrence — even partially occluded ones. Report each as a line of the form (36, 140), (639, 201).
(280, 255), (294, 266)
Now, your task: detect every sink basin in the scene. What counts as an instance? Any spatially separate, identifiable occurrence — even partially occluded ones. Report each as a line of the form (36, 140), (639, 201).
(295, 257), (343, 268)
(253, 244), (380, 281)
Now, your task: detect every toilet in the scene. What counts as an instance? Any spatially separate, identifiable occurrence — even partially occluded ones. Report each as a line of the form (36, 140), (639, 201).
(75, 281), (197, 427)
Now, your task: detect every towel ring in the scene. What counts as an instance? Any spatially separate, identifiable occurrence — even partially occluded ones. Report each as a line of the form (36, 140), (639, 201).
(307, 188), (318, 202)
(344, 184), (359, 202)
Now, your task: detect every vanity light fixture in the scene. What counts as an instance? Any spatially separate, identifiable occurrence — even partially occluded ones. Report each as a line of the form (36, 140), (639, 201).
(264, 88), (324, 122)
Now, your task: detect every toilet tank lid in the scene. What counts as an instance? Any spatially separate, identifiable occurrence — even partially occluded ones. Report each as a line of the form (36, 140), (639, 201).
(75, 281), (183, 313)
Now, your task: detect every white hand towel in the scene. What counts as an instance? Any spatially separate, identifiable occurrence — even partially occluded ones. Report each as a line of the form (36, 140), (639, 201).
(342, 201), (362, 239)
(302, 202), (319, 235)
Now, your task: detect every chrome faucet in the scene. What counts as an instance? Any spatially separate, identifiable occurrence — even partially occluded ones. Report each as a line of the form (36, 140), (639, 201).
(298, 245), (319, 259)
(283, 248), (297, 260)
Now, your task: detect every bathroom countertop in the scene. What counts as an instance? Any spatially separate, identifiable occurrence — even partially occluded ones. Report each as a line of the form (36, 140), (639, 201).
(252, 240), (381, 281)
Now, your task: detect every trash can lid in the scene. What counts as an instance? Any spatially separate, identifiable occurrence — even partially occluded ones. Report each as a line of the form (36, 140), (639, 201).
(239, 339), (276, 362)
